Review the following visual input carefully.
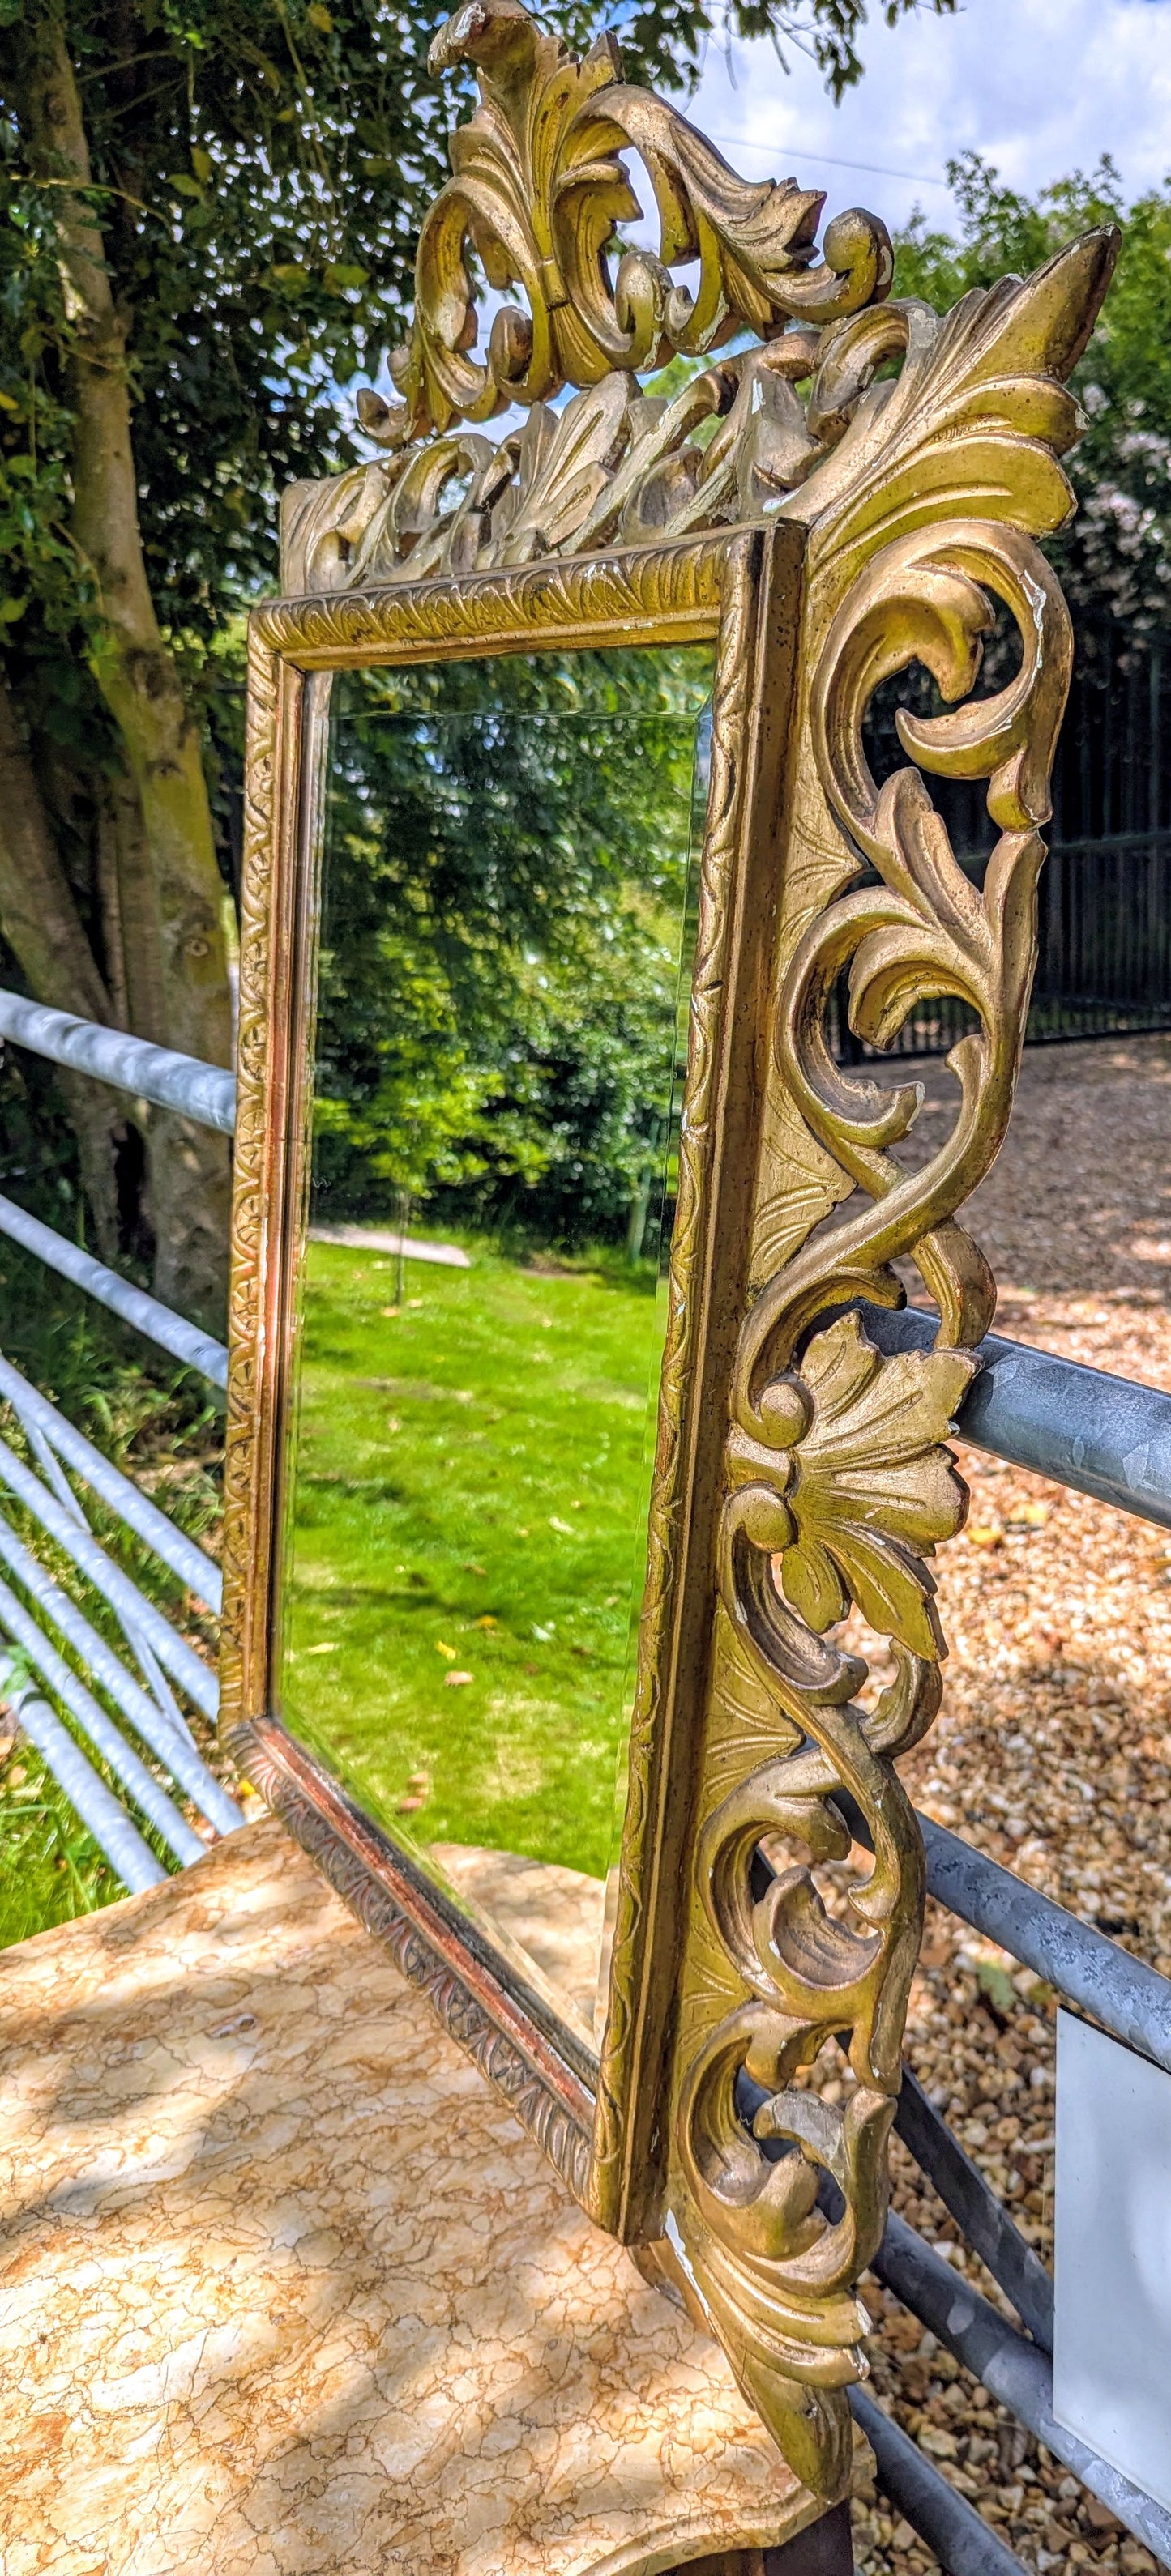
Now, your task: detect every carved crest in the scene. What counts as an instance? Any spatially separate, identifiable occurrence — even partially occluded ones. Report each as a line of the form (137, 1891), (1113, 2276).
(281, 0), (896, 593)
(388, 0), (891, 429)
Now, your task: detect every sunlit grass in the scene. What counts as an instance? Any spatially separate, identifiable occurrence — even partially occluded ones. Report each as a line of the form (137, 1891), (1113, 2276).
(0, 1738), (127, 1943)
(0, 1228), (668, 1949)
(280, 1236), (667, 1881)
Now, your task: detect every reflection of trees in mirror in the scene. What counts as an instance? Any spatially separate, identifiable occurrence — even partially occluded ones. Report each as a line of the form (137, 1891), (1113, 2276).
(280, 644), (714, 1900)
(314, 646), (712, 1253)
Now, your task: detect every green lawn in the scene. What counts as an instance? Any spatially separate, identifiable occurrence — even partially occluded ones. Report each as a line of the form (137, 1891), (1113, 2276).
(0, 1759), (127, 1945)
(280, 1236), (667, 1882)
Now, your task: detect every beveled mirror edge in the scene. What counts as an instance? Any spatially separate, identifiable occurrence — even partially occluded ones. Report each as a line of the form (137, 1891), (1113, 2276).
(233, 1709), (599, 2202)
(221, 522), (807, 2228)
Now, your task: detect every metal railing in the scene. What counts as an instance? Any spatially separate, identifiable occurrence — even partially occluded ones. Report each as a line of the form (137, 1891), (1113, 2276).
(4, 987), (1171, 2574)
(0, 989), (237, 1133)
(829, 836), (1171, 1062)
(0, 992), (243, 1895)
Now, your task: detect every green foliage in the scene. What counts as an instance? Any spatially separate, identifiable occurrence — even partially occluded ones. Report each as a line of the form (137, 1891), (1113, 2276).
(0, 108), (110, 788)
(895, 155), (1171, 638)
(1, 0), (951, 665)
(314, 647), (711, 1244)
(712, 0), (954, 98)
(0, 1739), (124, 1947)
(0, 1041), (81, 1222)
(0, 0), (957, 1023)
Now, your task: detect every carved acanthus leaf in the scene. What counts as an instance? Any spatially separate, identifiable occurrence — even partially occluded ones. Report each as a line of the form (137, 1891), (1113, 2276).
(282, 228), (1118, 612)
(283, 339), (839, 595)
(381, 0), (891, 440)
(256, 12), (1122, 2502)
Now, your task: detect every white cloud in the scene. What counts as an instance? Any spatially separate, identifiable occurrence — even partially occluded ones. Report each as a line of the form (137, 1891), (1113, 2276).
(681, 0), (1171, 236)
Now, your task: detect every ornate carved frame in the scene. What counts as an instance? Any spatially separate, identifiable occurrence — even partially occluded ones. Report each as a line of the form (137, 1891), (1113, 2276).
(221, 0), (1118, 2506)
(223, 518), (800, 2226)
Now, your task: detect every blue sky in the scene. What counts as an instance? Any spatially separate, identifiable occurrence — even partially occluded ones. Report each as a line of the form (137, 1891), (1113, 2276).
(682, 0), (1171, 236)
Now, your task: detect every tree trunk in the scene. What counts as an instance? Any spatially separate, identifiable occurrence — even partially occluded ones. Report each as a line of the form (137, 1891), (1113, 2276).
(24, 19), (233, 1329)
(95, 776), (131, 1033)
(95, 768), (233, 1323)
(0, 676), (124, 1260)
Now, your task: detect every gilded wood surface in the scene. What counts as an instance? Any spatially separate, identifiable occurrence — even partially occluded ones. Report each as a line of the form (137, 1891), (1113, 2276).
(391, 0), (890, 429)
(278, 0), (896, 595)
(265, 534), (729, 660)
(220, 531), (790, 2252)
(659, 232), (1118, 2497)
(588, 526), (797, 2242)
(220, 625), (290, 1755)
(225, 0), (1121, 2495)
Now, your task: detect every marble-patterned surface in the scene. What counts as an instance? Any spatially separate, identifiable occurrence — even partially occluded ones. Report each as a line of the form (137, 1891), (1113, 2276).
(0, 1819), (828, 2576)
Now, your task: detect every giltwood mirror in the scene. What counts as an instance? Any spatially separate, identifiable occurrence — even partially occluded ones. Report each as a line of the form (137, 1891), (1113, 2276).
(221, 0), (1115, 2501)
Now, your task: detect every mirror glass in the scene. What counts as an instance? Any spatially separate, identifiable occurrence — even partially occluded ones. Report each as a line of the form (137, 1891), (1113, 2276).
(276, 646), (713, 2045)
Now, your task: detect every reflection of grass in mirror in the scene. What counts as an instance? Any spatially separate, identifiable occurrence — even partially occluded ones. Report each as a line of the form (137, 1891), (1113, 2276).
(280, 1236), (665, 1879)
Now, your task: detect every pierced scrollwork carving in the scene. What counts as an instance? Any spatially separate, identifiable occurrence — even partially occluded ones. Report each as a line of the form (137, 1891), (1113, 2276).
(281, 349), (830, 591)
(664, 231), (1118, 2495)
(280, 0), (897, 595)
(385, 0), (891, 436)
(237, 0), (1120, 2498)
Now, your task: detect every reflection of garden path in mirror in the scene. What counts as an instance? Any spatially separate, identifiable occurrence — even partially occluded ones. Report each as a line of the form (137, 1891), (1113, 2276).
(309, 1222), (472, 1269)
(0, 1818), (816, 2574)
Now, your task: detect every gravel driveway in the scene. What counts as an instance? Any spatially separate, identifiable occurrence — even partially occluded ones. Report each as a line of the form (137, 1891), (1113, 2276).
(848, 1037), (1171, 2576)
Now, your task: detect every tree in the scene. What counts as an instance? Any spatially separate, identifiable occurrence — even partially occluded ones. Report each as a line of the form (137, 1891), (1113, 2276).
(314, 646), (711, 1250)
(0, 0), (954, 1326)
(894, 154), (1171, 640)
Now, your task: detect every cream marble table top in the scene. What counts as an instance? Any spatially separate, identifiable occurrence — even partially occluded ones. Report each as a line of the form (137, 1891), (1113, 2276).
(0, 1816), (837, 2576)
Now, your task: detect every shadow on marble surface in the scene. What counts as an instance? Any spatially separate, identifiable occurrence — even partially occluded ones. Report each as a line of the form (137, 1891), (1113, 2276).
(0, 1817), (827, 2576)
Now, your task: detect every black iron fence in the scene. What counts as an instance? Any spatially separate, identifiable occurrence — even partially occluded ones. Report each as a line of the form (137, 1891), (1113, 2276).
(836, 621), (1171, 1060)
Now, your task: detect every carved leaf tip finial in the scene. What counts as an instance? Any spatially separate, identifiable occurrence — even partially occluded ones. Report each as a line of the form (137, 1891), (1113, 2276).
(427, 0), (528, 76)
(1007, 221), (1122, 385)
